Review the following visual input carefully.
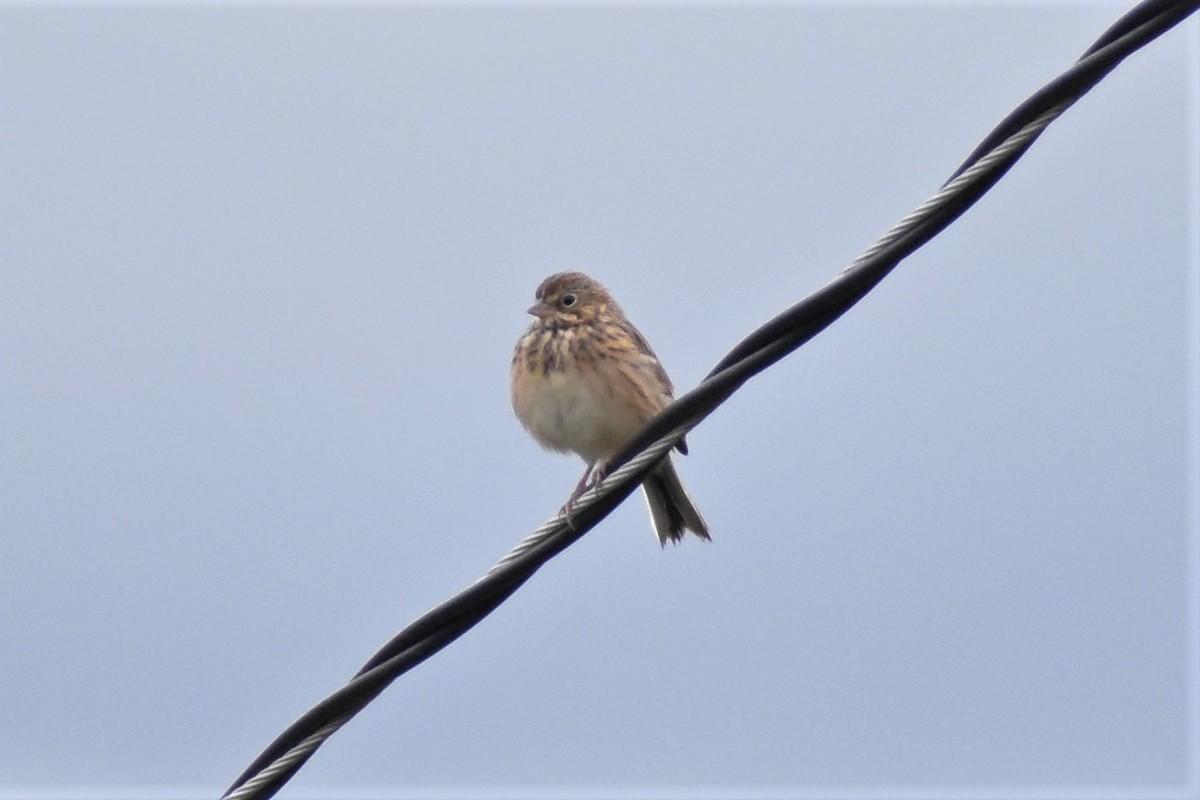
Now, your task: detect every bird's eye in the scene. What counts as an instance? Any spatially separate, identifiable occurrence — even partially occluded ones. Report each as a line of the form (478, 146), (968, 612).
(561, 293), (577, 308)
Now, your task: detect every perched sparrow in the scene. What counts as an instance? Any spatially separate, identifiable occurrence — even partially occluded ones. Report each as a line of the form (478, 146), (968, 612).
(511, 271), (710, 545)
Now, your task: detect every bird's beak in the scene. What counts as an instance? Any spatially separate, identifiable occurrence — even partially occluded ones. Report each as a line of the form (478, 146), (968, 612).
(527, 302), (554, 319)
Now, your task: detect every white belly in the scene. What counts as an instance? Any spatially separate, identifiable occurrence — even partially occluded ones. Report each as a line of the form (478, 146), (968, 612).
(514, 368), (640, 463)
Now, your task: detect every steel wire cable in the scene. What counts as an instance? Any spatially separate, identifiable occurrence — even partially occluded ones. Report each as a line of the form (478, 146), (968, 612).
(222, 2), (1199, 797)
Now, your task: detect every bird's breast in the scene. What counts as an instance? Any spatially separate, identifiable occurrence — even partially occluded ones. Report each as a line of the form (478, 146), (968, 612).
(511, 327), (649, 462)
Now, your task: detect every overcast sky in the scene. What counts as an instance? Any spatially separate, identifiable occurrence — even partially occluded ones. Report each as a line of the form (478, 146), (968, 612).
(1, 3), (1197, 799)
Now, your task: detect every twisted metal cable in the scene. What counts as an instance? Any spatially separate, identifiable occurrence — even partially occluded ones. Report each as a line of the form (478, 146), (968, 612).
(488, 423), (692, 574)
(222, 3), (1198, 798)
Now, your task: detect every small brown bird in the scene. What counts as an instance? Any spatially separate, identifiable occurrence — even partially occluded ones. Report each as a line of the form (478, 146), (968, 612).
(511, 271), (710, 545)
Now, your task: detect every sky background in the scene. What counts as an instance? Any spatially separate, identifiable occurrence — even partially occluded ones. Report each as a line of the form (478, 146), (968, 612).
(1, 3), (1197, 799)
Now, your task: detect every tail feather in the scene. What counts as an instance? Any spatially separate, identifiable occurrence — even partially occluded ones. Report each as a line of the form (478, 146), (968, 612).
(642, 458), (710, 546)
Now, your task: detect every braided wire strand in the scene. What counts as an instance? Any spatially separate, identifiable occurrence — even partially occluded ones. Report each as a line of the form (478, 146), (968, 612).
(222, 3), (1198, 797)
(222, 717), (348, 800)
(844, 102), (1069, 278)
(488, 424), (691, 575)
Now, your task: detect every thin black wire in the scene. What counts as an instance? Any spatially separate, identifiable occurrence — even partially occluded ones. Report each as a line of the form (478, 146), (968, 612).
(222, 3), (1199, 798)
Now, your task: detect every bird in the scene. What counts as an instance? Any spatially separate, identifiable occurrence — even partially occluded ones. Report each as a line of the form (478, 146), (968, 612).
(511, 271), (710, 546)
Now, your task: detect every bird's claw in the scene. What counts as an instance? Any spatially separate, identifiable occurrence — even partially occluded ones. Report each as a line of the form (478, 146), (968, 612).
(559, 461), (608, 529)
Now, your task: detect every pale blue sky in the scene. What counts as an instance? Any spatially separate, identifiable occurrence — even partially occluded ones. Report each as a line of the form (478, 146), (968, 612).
(1, 3), (1197, 798)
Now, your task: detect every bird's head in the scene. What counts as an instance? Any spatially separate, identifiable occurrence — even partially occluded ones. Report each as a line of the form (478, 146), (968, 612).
(527, 271), (617, 325)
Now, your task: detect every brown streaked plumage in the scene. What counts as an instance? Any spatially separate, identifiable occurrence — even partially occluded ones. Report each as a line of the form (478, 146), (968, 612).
(511, 271), (709, 545)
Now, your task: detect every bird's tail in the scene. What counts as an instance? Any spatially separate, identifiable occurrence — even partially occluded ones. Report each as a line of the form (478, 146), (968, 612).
(642, 457), (711, 546)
